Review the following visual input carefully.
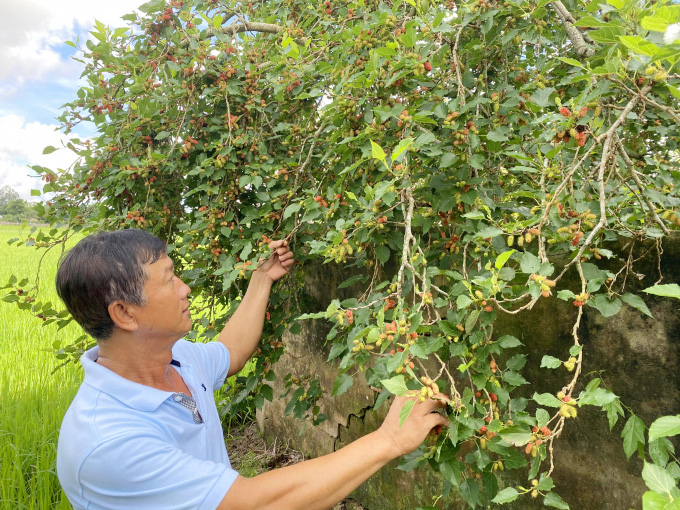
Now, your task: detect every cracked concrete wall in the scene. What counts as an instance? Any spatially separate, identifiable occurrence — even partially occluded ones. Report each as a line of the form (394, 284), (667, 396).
(257, 235), (680, 510)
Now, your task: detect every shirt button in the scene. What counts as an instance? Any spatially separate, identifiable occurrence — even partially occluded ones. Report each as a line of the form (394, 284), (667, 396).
(174, 395), (182, 402)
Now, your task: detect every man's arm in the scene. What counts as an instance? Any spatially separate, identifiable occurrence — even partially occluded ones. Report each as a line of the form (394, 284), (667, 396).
(217, 395), (450, 510)
(217, 240), (293, 377)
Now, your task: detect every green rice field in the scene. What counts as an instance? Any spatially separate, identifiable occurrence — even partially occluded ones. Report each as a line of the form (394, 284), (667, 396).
(0, 225), (82, 509)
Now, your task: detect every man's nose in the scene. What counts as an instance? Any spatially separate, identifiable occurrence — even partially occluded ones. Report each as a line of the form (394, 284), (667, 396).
(180, 280), (191, 299)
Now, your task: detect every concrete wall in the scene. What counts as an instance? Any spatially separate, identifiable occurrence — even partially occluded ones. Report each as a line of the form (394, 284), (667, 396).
(257, 235), (680, 509)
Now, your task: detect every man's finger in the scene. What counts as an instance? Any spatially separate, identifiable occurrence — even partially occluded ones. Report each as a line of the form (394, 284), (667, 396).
(268, 239), (288, 250)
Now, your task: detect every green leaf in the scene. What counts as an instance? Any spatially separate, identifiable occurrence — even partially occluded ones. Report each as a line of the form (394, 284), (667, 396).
(649, 415), (680, 442)
(498, 335), (522, 348)
(155, 131), (171, 140)
(503, 371), (528, 387)
(491, 487), (519, 503)
(642, 491), (671, 510)
(283, 203), (301, 220)
(476, 226), (504, 239)
(370, 140), (386, 162)
(642, 462), (678, 496)
(391, 137), (413, 160)
(381, 375), (409, 396)
(643, 284), (680, 300)
(621, 414), (646, 459)
(465, 309), (480, 333)
(534, 392), (562, 407)
(558, 57), (583, 68)
(42, 145), (58, 155)
(606, 0), (623, 8)
(399, 399), (416, 427)
(500, 425), (533, 446)
(495, 249), (515, 269)
(588, 295), (622, 318)
(544, 491), (570, 509)
(456, 294), (473, 309)
(619, 36), (659, 57)
(536, 408), (550, 429)
(541, 355), (562, 369)
(332, 373), (354, 396)
(621, 293), (653, 318)
(520, 251), (541, 274)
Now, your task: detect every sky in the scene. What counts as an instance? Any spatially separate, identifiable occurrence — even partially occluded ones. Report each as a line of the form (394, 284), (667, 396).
(0, 0), (143, 201)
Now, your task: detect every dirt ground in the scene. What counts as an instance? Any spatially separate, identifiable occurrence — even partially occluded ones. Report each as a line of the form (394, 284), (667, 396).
(226, 422), (366, 510)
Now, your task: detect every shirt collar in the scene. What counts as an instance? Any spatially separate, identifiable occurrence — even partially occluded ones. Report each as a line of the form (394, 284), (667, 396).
(80, 344), (191, 412)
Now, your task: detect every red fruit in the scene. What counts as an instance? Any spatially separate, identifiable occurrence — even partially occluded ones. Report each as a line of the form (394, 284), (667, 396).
(314, 195), (322, 202)
(485, 416), (491, 423)
(541, 426), (551, 436)
(475, 391), (482, 398)
(346, 310), (353, 318)
(489, 393), (497, 402)
(484, 305), (493, 312)
(408, 361), (415, 369)
(559, 106), (571, 117)
(579, 106), (588, 117)
(321, 200), (328, 208)
(424, 62), (432, 72)
(479, 426), (488, 434)
(326, 7), (332, 14)
(335, 193), (342, 199)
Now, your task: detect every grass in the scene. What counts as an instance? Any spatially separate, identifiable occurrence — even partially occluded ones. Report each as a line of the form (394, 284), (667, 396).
(0, 224), (259, 509)
(0, 225), (82, 509)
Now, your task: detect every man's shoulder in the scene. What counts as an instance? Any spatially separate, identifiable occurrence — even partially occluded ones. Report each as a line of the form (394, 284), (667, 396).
(172, 339), (228, 364)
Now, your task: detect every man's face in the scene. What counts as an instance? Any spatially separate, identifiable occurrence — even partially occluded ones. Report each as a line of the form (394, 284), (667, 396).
(134, 255), (192, 341)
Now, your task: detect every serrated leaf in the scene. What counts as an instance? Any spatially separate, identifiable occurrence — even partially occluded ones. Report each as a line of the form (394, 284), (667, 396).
(42, 145), (58, 154)
(465, 310), (480, 333)
(155, 131), (171, 140)
(649, 415), (680, 442)
(642, 462), (677, 496)
(589, 295), (622, 318)
(399, 399), (416, 427)
(370, 140), (386, 162)
(558, 57), (584, 67)
(520, 251), (541, 274)
(541, 355), (562, 369)
(500, 425), (533, 446)
(544, 491), (570, 509)
(491, 487), (519, 503)
(332, 373), (354, 396)
(536, 408), (550, 429)
(381, 375), (409, 396)
(457, 294), (473, 309)
(283, 203), (301, 220)
(391, 137), (413, 160)
(619, 35), (659, 57)
(534, 392), (562, 407)
(621, 293), (653, 318)
(498, 335), (522, 348)
(621, 415), (646, 459)
(643, 284), (680, 299)
(641, 491), (670, 510)
(495, 249), (515, 269)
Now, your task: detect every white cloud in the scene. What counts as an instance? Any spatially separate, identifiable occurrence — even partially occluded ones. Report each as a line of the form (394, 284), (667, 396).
(0, 115), (79, 200)
(0, 0), (142, 93)
(0, 1), (146, 200)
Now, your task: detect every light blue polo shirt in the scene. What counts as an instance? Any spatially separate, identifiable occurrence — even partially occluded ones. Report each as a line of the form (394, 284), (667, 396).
(57, 340), (239, 509)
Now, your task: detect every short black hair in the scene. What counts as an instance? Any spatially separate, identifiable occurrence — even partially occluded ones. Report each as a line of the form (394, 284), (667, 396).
(56, 229), (167, 340)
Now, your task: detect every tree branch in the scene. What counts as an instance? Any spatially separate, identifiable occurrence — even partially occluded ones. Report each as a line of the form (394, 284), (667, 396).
(551, 1), (596, 57)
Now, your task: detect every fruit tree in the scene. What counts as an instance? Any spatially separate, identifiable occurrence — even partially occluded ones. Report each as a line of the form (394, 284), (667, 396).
(6, 0), (680, 506)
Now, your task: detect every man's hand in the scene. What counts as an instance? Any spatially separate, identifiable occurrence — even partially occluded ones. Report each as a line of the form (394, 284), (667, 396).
(376, 395), (449, 457)
(256, 240), (294, 283)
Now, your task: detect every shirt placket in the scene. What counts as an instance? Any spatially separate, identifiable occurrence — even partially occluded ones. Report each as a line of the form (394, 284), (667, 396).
(172, 392), (203, 424)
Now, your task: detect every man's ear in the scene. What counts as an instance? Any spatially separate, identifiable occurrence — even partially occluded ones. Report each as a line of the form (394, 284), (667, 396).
(108, 301), (139, 332)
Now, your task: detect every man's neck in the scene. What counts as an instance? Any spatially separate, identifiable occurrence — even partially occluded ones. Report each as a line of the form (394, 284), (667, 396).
(95, 333), (180, 391)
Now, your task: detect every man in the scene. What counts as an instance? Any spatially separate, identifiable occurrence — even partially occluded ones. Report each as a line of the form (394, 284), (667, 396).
(56, 229), (448, 510)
